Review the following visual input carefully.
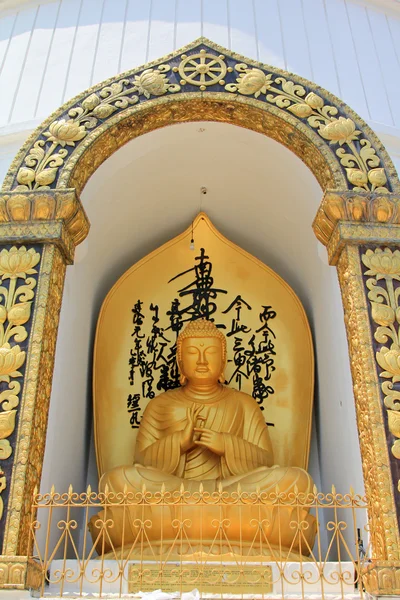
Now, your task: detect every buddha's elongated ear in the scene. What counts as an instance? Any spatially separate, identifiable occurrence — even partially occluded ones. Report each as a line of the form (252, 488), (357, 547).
(177, 358), (186, 385)
(218, 372), (226, 384)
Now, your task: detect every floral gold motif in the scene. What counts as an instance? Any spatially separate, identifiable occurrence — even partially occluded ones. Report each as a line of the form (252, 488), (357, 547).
(0, 410), (16, 462)
(225, 66), (273, 97)
(313, 191), (400, 249)
(3, 39), (397, 196)
(389, 410), (400, 436)
(3, 246), (65, 560)
(361, 247), (400, 492)
(0, 246), (41, 546)
(0, 37), (399, 591)
(44, 120), (87, 147)
(336, 246), (400, 561)
(132, 65), (180, 98)
(0, 246), (40, 280)
(225, 62), (390, 193)
(319, 117), (360, 145)
(0, 190), (89, 249)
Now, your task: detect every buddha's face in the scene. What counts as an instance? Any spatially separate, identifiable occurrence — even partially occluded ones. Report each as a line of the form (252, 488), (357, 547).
(180, 336), (224, 386)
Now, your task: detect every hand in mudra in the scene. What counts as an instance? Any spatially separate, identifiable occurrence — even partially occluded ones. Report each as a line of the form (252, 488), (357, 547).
(180, 405), (205, 452)
(194, 428), (225, 456)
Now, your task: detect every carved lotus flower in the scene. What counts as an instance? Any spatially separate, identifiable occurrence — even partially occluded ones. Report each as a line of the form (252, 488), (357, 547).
(288, 103), (313, 118)
(0, 344), (25, 382)
(35, 168), (57, 187)
(92, 104), (116, 119)
(371, 302), (395, 327)
(0, 247), (40, 280)
(133, 69), (169, 98)
(0, 410), (16, 440)
(368, 168), (387, 188)
(16, 167), (35, 185)
(362, 248), (400, 280)
(236, 70), (273, 97)
(388, 409), (400, 438)
(44, 119), (86, 147)
(82, 93), (100, 111)
(305, 92), (324, 109)
(346, 168), (368, 188)
(372, 196), (393, 223)
(319, 117), (361, 145)
(377, 344), (400, 382)
(7, 302), (32, 326)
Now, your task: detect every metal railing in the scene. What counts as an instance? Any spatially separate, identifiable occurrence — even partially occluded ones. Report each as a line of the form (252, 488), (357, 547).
(28, 485), (371, 599)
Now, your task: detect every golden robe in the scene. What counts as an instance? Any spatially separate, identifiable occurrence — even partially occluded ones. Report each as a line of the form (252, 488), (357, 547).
(92, 387), (316, 557)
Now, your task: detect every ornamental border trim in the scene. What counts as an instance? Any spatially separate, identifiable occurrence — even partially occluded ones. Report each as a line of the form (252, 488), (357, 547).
(1, 38), (398, 198)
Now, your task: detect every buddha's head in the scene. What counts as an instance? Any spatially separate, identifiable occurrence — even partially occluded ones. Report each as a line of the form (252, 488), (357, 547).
(177, 319), (226, 387)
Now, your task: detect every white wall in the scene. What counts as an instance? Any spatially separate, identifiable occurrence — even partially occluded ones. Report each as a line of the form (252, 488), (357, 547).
(1, 0), (400, 133)
(35, 121), (364, 499)
(0, 0), (398, 539)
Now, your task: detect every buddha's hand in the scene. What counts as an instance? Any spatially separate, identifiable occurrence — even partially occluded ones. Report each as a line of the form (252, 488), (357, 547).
(181, 405), (205, 453)
(194, 428), (225, 456)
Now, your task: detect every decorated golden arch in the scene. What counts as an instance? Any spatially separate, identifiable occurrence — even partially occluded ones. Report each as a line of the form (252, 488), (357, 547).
(0, 38), (399, 595)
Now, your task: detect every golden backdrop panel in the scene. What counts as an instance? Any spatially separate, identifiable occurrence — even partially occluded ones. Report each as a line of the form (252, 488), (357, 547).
(94, 213), (314, 477)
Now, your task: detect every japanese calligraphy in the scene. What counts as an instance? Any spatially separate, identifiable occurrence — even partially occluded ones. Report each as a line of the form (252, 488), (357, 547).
(126, 247), (277, 428)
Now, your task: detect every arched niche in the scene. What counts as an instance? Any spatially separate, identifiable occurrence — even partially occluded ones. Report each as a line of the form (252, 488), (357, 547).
(2, 39), (398, 198)
(0, 39), (398, 581)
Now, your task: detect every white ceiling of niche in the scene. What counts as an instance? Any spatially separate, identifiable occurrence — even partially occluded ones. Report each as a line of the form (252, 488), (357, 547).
(79, 120), (323, 315)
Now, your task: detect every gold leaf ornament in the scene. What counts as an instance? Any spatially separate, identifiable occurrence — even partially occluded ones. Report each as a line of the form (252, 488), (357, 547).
(92, 104), (117, 119)
(16, 168), (35, 185)
(371, 302), (395, 327)
(7, 302), (31, 326)
(0, 344), (25, 382)
(0, 247), (40, 280)
(372, 196), (394, 222)
(392, 439), (400, 459)
(0, 306), (7, 325)
(287, 103), (313, 118)
(319, 117), (361, 146)
(233, 69), (273, 97)
(82, 93), (100, 111)
(362, 248), (400, 280)
(34, 168), (57, 187)
(345, 168), (368, 189)
(0, 410), (16, 441)
(44, 119), (86, 147)
(368, 168), (387, 188)
(388, 411), (400, 458)
(305, 92), (324, 109)
(0, 441), (11, 460)
(376, 344), (400, 382)
(132, 69), (172, 98)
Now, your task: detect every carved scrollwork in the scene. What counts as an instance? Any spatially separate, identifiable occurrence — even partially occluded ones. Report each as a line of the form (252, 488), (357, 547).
(0, 246), (40, 528)
(3, 40), (395, 197)
(362, 247), (400, 479)
(225, 63), (387, 193)
(14, 64), (181, 193)
(337, 246), (400, 560)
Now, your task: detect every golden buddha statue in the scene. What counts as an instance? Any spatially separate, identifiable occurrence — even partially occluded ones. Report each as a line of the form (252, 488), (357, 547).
(90, 319), (316, 558)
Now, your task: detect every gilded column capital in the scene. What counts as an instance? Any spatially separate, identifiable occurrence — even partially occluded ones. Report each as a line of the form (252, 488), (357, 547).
(313, 190), (400, 265)
(0, 190), (89, 264)
(363, 561), (400, 596)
